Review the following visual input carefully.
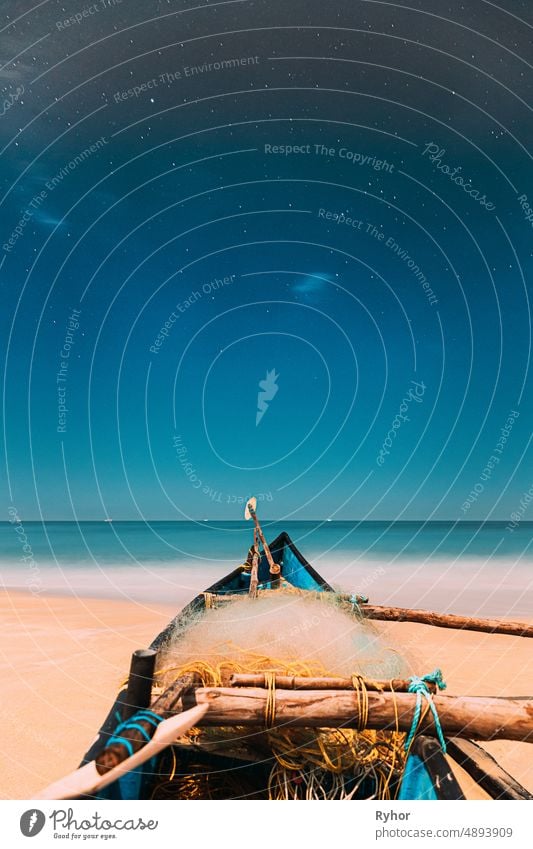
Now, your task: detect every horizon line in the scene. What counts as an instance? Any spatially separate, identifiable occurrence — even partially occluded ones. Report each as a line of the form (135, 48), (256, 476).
(1, 518), (527, 524)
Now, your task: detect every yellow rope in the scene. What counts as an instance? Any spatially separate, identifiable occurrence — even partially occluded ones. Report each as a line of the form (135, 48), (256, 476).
(152, 654), (407, 799)
(264, 671), (277, 728)
(381, 679), (402, 799)
(351, 674), (369, 732)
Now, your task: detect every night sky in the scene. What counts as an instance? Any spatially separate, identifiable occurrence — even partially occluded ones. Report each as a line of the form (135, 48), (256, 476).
(1, 0), (531, 520)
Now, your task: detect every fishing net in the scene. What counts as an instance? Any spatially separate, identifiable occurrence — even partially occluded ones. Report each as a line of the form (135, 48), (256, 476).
(150, 588), (412, 800)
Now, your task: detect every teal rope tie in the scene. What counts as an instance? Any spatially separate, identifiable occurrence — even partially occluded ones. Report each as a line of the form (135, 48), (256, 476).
(405, 668), (447, 754)
(106, 709), (164, 755)
(349, 592), (369, 613)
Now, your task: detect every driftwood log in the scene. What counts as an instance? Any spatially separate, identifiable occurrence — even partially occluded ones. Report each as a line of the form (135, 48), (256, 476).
(230, 673), (437, 693)
(360, 605), (533, 638)
(183, 687), (533, 743)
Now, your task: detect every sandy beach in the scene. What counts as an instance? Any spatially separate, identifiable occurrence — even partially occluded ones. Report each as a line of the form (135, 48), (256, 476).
(0, 590), (176, 800)
(1, 588), (531, 799)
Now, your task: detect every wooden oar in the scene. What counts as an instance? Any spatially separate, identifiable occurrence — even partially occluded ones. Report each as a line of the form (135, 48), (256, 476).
(33, 704), (207, 800)
(245, 497), (280, 580)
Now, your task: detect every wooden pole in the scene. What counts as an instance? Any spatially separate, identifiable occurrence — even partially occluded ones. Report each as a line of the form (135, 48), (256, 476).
(246, 499), (280, 582)
(183, 687), (533, 743)
(229, 673), (436, 693)
(249, 531), (259, 599)
(212, 591), (367, 604)
(81, 649), (158, 765)
(360, 605), (533, 638)
(119, 649), (157, 721)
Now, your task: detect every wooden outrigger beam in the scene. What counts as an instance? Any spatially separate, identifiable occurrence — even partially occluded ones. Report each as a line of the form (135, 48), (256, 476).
(360, 605), (533, 638)
(185, 687), (533, 743)
(200, 592), (533, 638)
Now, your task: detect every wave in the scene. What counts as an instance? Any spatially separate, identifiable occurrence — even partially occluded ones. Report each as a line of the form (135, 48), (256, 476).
(1, 554), (531, 618)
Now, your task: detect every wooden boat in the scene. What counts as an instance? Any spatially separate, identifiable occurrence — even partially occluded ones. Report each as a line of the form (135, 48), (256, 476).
(36, 516), (533, 801)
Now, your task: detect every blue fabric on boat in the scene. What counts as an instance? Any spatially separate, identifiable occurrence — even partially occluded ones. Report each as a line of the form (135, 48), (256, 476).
(398, 754), (438, 800)
(280, 545), (322, 590)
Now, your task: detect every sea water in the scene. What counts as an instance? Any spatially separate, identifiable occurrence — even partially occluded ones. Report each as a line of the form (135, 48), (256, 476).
(0, 520), (531, 618)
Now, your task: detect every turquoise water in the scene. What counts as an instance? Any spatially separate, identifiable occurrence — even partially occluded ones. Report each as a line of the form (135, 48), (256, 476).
(1, 520), (532, 617)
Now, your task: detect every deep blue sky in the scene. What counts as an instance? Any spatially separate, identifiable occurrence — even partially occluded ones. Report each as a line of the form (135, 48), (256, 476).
(1, 0), (531, 520)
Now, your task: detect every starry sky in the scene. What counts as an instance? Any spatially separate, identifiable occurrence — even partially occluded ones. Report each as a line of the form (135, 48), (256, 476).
(0, 0), (531, 520)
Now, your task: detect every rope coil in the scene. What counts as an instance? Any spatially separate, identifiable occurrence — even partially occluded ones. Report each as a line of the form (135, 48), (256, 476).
(106, 709), (164, 755)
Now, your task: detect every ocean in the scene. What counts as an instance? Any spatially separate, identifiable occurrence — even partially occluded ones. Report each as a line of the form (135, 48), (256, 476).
(1, 520), (531, 618)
